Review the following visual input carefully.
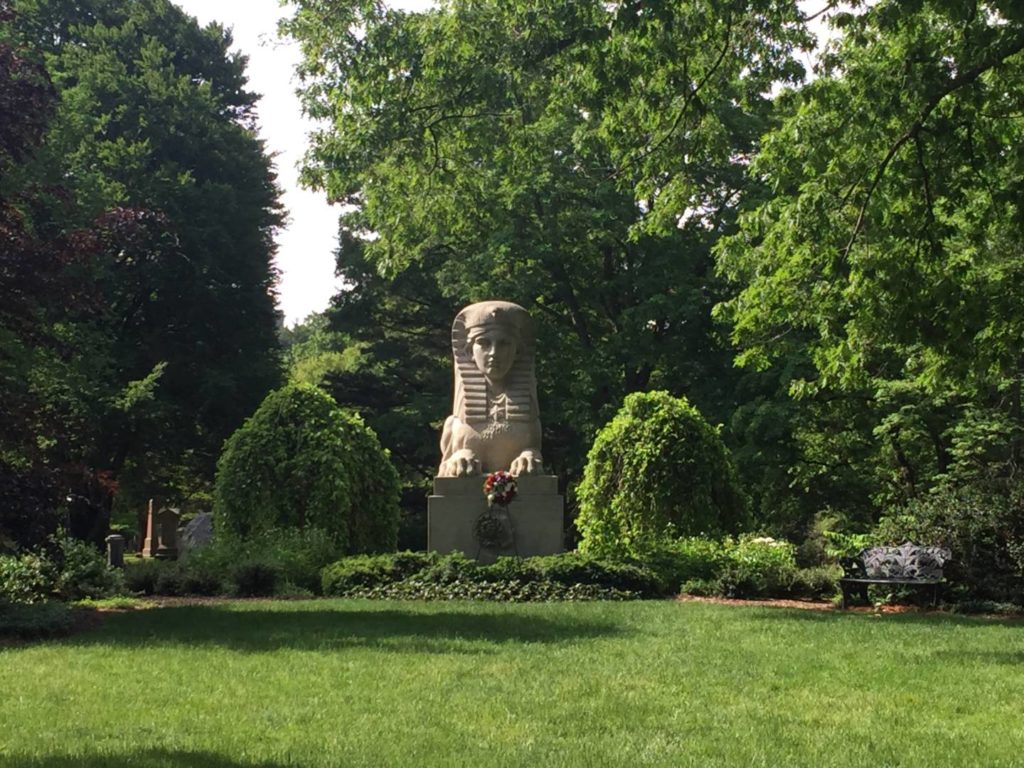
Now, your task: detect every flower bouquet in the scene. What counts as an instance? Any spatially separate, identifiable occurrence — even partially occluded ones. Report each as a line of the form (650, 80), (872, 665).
(483, 470), (517, 507)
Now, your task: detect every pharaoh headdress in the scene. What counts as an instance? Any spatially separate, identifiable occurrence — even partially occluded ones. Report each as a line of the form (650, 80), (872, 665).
(451, 301), (538, 428)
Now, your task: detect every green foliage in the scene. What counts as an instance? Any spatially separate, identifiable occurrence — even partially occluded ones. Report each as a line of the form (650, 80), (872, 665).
(0, 551), (53, 604)
(320, 551), (664, 600)
(1, 537), (124, 604)
(714, 537), (799, 599)
(54, 538), (125, 601)
(283, 0), (812, 499)
(127, 527), (344, 597)
(214, 385), (401, 555)
(716, 1), (1024, 519)
(576, 391), (748, 557)
(643, 537), (732, 586)
(648, 535), (837, 599)
(822, 530), (875, 560)
(532, 553), (662, 596)
(122, 558), (164, 596)
(875, 483), (1024, 602)
(2, 0), (283, 539)
(341, 579), (639, 602)
(229, 561), (279, 598)
(321, 551), (439, 596)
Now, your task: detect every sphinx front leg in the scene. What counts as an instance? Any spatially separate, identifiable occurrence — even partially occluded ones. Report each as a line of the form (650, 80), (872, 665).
(509, 450), (542, 477)
(441, 449), (481, 477)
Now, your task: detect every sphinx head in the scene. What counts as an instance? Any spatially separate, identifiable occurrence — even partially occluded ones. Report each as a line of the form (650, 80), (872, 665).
(451, 301), (536, 424)
(459, 302), (530, 383)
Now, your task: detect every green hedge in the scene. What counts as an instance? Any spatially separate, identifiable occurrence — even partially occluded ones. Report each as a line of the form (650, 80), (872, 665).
(321, 551), (666, 601)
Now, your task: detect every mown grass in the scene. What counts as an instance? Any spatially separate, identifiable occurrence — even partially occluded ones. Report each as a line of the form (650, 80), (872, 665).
(1, 599), (1022, 767)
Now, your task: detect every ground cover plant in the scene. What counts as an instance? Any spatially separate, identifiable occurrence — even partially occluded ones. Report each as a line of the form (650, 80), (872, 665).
(1, 600), (1022, 767)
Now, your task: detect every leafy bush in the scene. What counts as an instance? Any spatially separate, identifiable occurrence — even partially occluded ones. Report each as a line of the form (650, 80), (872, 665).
(668, 536), (833, 600)
(576, 391), (748, 558)
(214, 385), (401, 554)
(715, 537), (799, 598)
(790, 566), (841, 599)
(230, 561), (278, 597)
(123, 558), (165, 595)
(643, 538), (729, 588)
(875, 484), (1024, 602)
(0, 552), (54, 603)
(0, 601), (76, 639)
(321, 551), (438, 595)
(55, 538), (125, 600)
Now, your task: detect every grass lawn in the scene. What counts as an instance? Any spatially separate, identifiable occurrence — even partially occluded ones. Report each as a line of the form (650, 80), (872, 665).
(1, 599), (1022, 767)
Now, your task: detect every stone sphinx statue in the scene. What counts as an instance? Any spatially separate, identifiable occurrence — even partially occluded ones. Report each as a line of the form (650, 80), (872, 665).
(438, 300), (543, 477)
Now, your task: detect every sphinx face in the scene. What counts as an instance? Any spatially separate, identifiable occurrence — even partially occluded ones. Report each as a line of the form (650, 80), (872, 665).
(470, 328), (518, 382)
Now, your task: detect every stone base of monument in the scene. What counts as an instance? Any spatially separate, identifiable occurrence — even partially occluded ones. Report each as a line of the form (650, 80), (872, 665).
(428, 476), (563, 563)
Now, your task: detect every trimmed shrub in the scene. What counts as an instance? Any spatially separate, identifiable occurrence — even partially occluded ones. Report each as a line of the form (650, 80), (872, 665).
(125, 528), (343, 597)
(344, 579), (639, 602)
(790, 565), (841, 599)
(533, 553), (664, 596)
(576, 391), (748, 558)
(643, 537), (729, 588)
(214, 385), (401, 554)
(668, 536), (833, 600)
(320, 551), (664, 600)
(124, 558), (165, 596)
(321, 551), (437, 595)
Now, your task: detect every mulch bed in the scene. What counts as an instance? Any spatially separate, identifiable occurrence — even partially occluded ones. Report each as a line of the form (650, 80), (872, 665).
(676, 594), (939, 614)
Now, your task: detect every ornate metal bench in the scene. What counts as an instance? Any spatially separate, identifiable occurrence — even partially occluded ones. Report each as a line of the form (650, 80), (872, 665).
(839, 542), (950, 609)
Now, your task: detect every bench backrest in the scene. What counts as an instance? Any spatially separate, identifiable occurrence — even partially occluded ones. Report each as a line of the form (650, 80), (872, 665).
(847, 542), (951, 580)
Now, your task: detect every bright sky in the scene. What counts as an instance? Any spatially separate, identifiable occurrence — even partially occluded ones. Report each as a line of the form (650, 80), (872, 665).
(170, 0), (434, 327)
(170, 0), (829, 327)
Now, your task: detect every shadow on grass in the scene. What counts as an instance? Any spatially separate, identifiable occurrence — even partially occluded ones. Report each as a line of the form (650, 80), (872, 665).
(0, 749), (287, 768)
(62, 603), (622, 653)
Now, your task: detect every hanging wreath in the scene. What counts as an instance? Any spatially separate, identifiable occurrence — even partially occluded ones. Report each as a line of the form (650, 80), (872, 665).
(473, 509), (512, 550)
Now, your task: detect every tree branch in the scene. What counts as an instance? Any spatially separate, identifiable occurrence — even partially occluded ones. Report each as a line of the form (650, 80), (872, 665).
(843, 30), (1024, 260)
(611, 15), (733, 179)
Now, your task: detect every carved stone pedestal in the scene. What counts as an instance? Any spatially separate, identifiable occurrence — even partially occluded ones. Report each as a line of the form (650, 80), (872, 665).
(428, 476), (563, 562)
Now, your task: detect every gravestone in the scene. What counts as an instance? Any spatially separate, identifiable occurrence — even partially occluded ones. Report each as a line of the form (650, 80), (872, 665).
(428, 301), (564, 561)
(141, 500), (180, 560)
(105, 534), (126, 568)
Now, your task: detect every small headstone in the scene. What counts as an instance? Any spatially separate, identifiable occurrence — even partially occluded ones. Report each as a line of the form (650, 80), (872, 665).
(105, 534), (126, 568)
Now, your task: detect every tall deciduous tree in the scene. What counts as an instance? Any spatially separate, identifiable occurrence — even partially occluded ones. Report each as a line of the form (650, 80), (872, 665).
(717, 0), (1024, 512)
(3, 0), (284, 538)
(284, 0), (810, 496)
